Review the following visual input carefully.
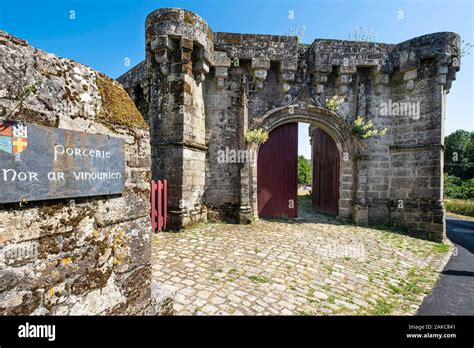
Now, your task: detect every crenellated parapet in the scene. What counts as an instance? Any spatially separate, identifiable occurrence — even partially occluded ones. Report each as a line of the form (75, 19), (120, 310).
(309, 39), (392, 96)
(214, 33), (299, 92)
(391, 32), (461, 93)
(145, 8), (215, 81)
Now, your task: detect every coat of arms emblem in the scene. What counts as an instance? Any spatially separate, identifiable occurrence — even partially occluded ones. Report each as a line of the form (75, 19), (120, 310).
(0, 122), (28, 155)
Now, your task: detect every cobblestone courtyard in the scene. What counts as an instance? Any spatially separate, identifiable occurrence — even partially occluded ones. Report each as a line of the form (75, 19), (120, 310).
(152, 198), (452, 315)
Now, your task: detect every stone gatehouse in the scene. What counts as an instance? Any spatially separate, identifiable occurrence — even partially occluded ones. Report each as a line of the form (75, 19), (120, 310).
(118, 8), (461, 242)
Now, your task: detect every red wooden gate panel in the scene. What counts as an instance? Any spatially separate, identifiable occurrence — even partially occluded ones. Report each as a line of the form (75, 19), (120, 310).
(312, 128), (339, 215)
(151, 179), (167, 232)
(257, 123), (298, 218)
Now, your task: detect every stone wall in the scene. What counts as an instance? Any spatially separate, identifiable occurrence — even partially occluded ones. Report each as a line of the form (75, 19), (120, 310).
(118, 8), (461, 242)
(0, 31), (173, 315)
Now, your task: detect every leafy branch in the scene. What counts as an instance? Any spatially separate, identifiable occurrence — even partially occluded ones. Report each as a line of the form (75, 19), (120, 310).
(245, 128), (269, 148)
(460, 40), (473, 57)
(6, 80), (42, 118)
(325, 95), (344, 111)
(352, 116), (387, 139)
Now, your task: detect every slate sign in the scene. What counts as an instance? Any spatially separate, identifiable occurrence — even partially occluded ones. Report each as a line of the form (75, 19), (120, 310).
(0, 121), (125, 203)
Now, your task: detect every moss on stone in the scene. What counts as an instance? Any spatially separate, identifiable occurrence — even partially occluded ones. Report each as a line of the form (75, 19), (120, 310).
(183, 12), (195, 25)
(95, 72), (147, 129)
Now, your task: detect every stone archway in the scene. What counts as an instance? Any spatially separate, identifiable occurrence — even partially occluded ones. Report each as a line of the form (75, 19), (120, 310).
(249, 104), (359, 220)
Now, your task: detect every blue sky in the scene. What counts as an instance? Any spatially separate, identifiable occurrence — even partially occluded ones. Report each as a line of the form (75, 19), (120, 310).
(0, 0), (472, 158)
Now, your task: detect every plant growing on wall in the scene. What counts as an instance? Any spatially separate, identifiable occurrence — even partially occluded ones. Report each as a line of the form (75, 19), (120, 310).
(352, 116), (387, 139)
(245, 128), (269, 148)
(348, 26), (377, 42)
(325, 95), (344, 111)
(460, 40), (473, 57)
(6, 80), (42, 118)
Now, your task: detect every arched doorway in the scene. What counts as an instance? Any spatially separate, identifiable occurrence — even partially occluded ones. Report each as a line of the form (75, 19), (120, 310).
(253, 104), (356, 219)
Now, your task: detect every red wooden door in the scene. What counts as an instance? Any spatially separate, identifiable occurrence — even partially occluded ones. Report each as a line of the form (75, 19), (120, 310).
(312, 128), (339, 215)
(257, 123), (298, 218)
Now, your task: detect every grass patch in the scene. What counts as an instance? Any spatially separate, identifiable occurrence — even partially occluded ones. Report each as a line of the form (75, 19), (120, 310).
(323, 265), (334, 274)
(445, 199), (474, 217)
(387, 283), (401, 294)
(248, 275), (270, 283)
(433, 243), (450, 253)
(377, 268), (433, 315)
(227, 268), (239, 281)
(371, 298), (394, 315)
(401, 268), (426, 298)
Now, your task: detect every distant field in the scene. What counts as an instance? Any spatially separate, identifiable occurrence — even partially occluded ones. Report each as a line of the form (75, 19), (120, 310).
(445, 199), (474, 218)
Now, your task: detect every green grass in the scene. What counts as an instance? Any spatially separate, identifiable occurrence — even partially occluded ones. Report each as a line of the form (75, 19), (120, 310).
(387, 283), (401, 294)
(248, 275), (270, 283)
(401, 268), (426, 298)
(391, 267), (431, 305)
(445, 199), (474, 217)
(433, 243), (450, 253)
(227, 268), (239, 281)
(371, 298), (394, 315)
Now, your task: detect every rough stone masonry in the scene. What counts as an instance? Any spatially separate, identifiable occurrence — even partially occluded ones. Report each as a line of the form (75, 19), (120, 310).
(119, 8), (461, 242)
(0, 30), (173, 315)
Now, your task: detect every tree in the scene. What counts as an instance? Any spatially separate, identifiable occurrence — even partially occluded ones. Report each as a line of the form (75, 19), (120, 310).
(444, 174), (474, 199)
(444, 130), (474, 180)
(298, 155), (312, 185)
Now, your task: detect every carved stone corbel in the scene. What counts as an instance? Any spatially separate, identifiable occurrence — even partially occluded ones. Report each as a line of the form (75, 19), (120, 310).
(336, 64), (356, 95)
(251, 57), (270, 89)
(373, 71), (389, 95)
(213, 51), (231, 90)
(194, 46), (212, 83)
(150, 35), (176, 76)
(313, 64), (332, 95)
(403, 69), (417, 91)
(279, 59), (297, 93)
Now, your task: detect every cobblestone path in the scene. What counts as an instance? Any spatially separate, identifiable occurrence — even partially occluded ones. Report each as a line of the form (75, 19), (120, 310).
(152, 197), (452, 315)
